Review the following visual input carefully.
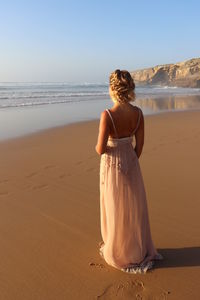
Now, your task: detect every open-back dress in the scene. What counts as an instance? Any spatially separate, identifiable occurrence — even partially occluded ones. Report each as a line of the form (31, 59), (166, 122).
(99, 107), (163, 273)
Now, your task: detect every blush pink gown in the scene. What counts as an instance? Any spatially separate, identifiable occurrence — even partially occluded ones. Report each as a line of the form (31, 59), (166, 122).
(99, 108), (163, 273)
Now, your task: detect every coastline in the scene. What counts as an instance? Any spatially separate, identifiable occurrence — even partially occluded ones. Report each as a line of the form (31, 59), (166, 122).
(0, 109), (200, 299)
(0, 106), (199, 144)
(1, 93), (200, 142)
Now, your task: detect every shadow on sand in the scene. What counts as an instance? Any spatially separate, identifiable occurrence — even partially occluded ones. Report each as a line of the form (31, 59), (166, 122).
(155, 247), (200, 269)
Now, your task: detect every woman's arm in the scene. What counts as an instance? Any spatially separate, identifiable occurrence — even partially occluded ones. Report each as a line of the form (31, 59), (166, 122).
(95, 111), (110, 155)
(134, 110), (144, 158)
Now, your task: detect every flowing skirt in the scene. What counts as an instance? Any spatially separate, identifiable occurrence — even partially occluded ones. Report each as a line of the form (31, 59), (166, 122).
(99, 137), (163, 273)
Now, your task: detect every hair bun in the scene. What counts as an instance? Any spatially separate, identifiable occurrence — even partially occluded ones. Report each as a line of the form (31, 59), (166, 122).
(109, 69), (135, 104)
(115, 69), (121, 78)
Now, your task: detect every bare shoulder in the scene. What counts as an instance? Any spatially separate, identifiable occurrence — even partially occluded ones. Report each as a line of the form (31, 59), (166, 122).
(132, 105), (142, 113)
(130, 105), (143, 117)
(100, 109), (109, 120)
(100, 110), (110, 126)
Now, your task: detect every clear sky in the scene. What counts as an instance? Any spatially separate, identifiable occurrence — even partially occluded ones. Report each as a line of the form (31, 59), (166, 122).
(0, 0), (199, 82)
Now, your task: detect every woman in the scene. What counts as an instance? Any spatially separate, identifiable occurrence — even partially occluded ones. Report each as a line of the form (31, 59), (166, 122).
(95, 69), (163, 273)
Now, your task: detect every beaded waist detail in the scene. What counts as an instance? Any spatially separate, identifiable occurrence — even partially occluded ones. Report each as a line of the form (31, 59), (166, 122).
(107, 136), (133, 147)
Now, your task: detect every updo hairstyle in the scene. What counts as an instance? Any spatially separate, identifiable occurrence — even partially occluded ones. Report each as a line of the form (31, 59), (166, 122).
(109, 69), (135, 104)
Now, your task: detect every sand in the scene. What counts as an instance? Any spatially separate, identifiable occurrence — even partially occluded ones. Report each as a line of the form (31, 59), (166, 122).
(0, 109), (200, 299)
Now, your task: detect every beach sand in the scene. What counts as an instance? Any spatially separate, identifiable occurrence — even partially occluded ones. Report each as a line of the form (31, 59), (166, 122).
(0, 110), (200, 299)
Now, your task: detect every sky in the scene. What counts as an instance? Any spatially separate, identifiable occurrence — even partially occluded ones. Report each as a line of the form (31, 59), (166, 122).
(0, 0), (199, 83)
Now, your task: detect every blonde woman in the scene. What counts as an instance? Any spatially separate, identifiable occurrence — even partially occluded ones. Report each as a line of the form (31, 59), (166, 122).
(95, 69), (163, 273)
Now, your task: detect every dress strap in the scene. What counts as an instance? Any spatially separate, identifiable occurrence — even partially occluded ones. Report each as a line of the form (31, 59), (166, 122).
(106, 109), (118, 138)
(132, 108), (141, 134)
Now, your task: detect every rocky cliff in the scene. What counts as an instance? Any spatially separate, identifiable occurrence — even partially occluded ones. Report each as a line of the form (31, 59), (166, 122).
(131, 58), (200, 88)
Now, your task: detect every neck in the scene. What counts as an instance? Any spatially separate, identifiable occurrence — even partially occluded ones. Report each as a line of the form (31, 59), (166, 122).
(113, 102), (129, 108)
(114, 101), (126, 106)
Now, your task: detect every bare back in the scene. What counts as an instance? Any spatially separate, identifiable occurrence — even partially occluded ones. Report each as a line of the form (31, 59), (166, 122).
(107, 103), (141, 139)
(95, 103), (144, 158)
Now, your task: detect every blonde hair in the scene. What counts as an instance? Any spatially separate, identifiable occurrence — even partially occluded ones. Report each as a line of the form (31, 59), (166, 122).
(109, 69), (135, 104)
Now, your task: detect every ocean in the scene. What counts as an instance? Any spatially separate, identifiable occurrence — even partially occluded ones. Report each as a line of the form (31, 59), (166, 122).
(1, 82), (200, 109)
(0, 82), (200, 141)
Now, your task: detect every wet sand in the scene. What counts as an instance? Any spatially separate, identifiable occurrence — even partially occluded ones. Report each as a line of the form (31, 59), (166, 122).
(0, 109), (200, 299)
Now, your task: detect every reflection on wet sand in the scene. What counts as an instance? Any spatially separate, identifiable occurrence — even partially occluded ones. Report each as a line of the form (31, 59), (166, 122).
(0, 95), (200, 141)
(135, 95), (200, 114)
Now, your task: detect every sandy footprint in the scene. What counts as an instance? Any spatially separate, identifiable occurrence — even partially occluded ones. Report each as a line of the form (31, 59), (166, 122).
(96, 279), (169, 300)
(59, 173), (66, 179)
(43, 165), (56, 170)
(89, 262), (105, 269)
(0, 191), (9, 196)
(26, 171), (38, 178)
(31, 184), (48, 190)
(0, 179), (9, 183)
(58, 173), (72, 179)
(96, 279), (144, 299)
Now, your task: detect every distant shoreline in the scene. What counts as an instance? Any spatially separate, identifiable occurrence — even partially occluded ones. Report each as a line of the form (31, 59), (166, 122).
(0, 82), (200, 141)
(1, 105), (200, 144)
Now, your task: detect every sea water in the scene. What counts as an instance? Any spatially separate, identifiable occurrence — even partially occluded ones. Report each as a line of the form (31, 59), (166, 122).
(0, 82), (200, 141)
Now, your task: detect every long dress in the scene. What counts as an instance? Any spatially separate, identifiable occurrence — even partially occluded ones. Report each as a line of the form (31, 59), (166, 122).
(99, 108), (163, 273)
